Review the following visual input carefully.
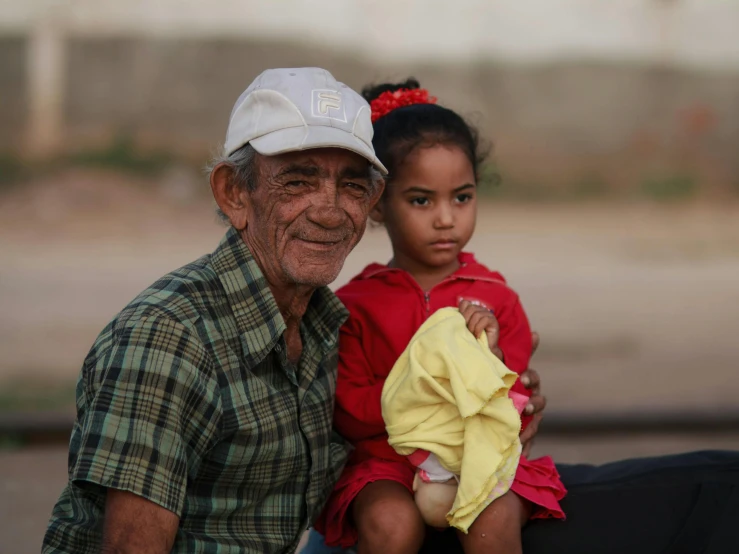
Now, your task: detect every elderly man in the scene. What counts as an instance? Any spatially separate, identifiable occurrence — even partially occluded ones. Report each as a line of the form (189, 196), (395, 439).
(43, 67), (545, 554)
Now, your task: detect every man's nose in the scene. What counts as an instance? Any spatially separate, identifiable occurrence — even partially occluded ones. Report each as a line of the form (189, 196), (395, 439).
(305, 185), (345, 229)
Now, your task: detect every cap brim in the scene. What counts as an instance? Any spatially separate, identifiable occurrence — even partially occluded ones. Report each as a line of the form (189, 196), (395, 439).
(248, 126), (388, 175)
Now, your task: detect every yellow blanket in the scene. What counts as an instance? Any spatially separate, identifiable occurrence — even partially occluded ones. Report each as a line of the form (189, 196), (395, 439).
(381, 307), (522, 532)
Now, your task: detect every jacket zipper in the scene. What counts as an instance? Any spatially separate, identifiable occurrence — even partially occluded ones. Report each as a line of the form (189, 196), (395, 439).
(365, 264), (507, 318)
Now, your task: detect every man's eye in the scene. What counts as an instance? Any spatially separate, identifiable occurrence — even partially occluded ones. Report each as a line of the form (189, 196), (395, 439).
(346, 182), (367, 192)
(285, 181), (308, 188)
(410, 197), (429, 206)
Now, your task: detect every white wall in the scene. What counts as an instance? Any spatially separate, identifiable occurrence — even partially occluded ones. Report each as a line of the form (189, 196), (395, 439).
(2, 0), (739, 69)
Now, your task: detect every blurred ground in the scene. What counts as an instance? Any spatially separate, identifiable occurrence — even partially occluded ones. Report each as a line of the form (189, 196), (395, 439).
(2, 168), (738, 408)
(1, 169), (738, 553)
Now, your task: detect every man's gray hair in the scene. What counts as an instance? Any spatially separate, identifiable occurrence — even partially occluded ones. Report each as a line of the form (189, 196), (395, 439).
(368, 166), (384, 192)
(207, 143), (384, 225)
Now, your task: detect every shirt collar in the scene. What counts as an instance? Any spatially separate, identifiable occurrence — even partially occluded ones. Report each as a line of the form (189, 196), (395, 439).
(304, 285), (349, 352)
(211, 227), (348, 364)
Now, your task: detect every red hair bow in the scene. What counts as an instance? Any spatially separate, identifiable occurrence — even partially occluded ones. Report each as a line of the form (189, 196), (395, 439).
(369, 88), (437, 123)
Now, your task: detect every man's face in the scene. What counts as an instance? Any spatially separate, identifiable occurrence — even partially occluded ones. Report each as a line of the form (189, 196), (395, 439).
(243, 148), (382, 289)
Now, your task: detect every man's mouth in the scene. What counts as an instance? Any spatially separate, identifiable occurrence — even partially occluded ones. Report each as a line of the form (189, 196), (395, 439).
(296, 237), (345, 250)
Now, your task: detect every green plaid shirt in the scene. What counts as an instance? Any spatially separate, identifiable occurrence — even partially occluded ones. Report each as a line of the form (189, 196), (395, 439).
(43, 228), (350, 554)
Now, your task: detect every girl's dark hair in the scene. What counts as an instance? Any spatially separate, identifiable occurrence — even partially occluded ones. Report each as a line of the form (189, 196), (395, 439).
(362, 78), (489, 185)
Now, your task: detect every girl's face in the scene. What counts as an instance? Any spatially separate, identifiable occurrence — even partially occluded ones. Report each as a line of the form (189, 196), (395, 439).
(372, 143), (477, 277)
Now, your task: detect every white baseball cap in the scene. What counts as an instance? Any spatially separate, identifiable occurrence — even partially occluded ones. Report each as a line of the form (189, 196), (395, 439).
(224, 67), (387, 175)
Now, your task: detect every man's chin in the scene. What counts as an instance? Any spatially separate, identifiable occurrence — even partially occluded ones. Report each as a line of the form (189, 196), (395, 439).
(283, 244), (352, 287)
(283, 262), (344, 288)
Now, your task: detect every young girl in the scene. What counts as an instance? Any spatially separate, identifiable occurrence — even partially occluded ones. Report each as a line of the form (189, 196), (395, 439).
(315, 79), (566, 554)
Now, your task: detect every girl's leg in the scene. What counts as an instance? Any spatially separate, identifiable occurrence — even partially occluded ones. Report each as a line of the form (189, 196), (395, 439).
(456, 491), (531, 554)
(352, 480), (425, 554)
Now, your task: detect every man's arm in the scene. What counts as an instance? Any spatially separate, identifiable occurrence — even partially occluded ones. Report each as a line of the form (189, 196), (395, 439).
(101, 490), (179, 554)
(520, 332), (546, 457)
(72, 316), (220, 551)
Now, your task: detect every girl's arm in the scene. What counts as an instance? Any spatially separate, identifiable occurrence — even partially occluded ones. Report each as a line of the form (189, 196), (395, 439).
(333, 317), (387, 442)
(496, 294), (533, 377)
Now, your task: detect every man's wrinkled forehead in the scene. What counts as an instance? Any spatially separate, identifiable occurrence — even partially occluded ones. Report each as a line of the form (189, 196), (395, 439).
(259, 148), (373, 180)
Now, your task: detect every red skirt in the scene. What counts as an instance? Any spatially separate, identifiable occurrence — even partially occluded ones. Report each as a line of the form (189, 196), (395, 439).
(315, 453), (567, 548)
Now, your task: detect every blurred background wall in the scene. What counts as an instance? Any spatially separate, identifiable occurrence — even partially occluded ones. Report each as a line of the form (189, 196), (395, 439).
(2, 0), (739, 195)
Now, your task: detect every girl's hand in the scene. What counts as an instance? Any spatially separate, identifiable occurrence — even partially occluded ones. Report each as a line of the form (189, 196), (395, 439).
(459, 299), (504, 360)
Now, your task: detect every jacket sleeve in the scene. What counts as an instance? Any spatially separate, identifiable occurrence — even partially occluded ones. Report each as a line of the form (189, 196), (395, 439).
(333, 314), (387, 442)
(496, 292), (533, 376)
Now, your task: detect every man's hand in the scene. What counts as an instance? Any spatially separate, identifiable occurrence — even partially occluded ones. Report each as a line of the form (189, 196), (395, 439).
(101, 489), (179, 554)
(520, 331), (546, 457)
(459, 300), (503, 360)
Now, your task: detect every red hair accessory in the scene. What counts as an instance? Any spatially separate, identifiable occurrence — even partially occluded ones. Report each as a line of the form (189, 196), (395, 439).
(369, 88), (437, 123)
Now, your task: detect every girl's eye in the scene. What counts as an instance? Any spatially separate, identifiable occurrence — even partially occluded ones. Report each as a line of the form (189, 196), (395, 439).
(456, 193), (473, 203)
(410, 197), (430, 206)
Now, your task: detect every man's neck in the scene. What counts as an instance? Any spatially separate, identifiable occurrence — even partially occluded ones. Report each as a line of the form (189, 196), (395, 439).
(241, 230), (314, 364)
(269, 284), (314, 329)
(271, 285), (312, 365)
(240, 230), (315, 326)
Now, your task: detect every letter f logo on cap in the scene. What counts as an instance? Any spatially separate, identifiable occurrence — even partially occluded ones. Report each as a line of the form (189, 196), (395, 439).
(312, 89), (346, 122)
(318, 92), (340, 113)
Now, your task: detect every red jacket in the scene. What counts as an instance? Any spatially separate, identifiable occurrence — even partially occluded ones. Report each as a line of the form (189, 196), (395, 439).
(334, 252), (533, 463)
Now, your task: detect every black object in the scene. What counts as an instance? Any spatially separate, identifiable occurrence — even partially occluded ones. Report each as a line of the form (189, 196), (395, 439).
(420, 450), (739, 554)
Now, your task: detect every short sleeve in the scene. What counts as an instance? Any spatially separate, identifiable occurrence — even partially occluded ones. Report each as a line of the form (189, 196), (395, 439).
(71, 316), (221, 516)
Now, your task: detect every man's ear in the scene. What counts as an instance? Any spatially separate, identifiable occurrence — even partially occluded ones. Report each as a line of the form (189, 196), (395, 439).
(369, 178), (386, 224)
(369, 201), (384, 224)
(210, 163), (250, 230)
